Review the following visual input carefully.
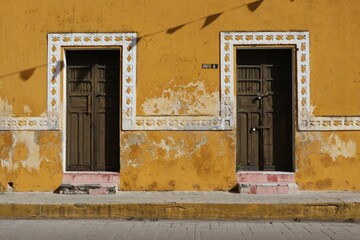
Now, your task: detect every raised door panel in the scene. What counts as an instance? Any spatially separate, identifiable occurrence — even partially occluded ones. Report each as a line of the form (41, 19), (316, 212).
(93, 52), (120, 171)
(236, 66), (262, 170)
(66, 55), (93, 171)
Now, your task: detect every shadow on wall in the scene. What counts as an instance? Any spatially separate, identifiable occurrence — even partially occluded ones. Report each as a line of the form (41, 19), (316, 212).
(129, 0), (267, 49)
(0, 0), (301, 80)
(0, 61), (64, 81)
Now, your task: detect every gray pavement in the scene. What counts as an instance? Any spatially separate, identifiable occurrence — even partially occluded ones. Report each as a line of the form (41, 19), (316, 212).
(1, 191), (359, 221)
(0, 219), (359, 240)
(1, 190), (360, 204)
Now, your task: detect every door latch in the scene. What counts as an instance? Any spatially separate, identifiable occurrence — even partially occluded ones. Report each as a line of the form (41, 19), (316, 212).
(252, 91), (274, 101)
(250, 126), (271, 132)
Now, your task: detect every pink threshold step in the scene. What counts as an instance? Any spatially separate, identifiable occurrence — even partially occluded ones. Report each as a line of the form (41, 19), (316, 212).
(59, 172), (120, 195)
(236, 171), (298, 195)
(62, 172), (119, 187)
(237, 171), (295, 183)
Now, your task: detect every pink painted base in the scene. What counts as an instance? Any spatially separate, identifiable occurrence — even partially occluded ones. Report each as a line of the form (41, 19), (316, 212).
(63, 172), (119, 188)
(237, 171), (295, 183)
(237, 171), (297, 195)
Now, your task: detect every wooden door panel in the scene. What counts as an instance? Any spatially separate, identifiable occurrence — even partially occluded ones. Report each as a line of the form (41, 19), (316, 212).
(237, 111), (262, 170)
(66, 59), (93, 171)
(94, 111), (119, 171)
(66, 50), (120, 172)
(67, 113), (80, 169)
(67, 110), (92, 170)
(94, 112), (106, 171)
(94, 58), (120, 171)
(263, 112), (274, 169)
(249, 112), (261, 169)
(236, 49), (293, 171)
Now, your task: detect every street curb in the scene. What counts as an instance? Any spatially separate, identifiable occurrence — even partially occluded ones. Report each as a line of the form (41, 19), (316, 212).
(0, 202), (359, 220)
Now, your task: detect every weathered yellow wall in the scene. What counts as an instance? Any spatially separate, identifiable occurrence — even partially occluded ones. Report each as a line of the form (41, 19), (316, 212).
(296, 132), (359, 190)
(0, 131), (62, 191)
(0, 0), (359, 191)
(120, 131), (235, 190)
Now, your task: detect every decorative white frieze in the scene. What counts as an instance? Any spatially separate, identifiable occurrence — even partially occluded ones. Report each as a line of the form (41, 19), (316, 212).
(1, 32), (358, 131)
(133, 116), (230, 130)
(0, 117), (51, 130)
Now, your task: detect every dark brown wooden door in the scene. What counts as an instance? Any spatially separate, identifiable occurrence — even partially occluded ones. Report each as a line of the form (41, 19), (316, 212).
(66, 50), (120, 171)
(236, 49), (293, 171)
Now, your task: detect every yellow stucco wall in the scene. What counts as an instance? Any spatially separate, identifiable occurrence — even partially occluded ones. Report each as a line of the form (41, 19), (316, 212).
(120, 131), (235, 190)
(0, 0), (359, 191)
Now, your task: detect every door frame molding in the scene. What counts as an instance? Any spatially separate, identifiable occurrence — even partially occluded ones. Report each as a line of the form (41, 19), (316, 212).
(221, 31), (309, 132)
(52, 33), (135, 173)
(221, 31), (360, 130)
(49, 33), (137, 135)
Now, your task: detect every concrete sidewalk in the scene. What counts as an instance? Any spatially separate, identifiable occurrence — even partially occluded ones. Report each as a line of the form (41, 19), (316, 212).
(0, 191), (359, 220)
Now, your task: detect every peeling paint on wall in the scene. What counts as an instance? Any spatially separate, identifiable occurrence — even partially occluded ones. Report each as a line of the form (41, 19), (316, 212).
(120, 132), (147, 168)
(0, 97), (13, 116)
(121, 132), (209, 163)
(140, 79), (219, 115)
(0, 131), (62, 191)
(23, 105), (32, 115)
(1, 0), (360, 192)
(297, 132), (322, 143)
(320, 133), (356, 161)
(120, 131), (235, 191)
(0, 98), (31, 117)
(297, 132), (356, 161)
(149, 135), (208, 160)
(149, 137), (186, 159)
(4, 132), (41, 170)
(295, 131), (360, 191)
(0, 132), (13, 164)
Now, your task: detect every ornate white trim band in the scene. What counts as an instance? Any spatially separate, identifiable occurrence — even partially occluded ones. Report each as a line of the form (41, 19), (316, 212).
(1, 32), (358, 131)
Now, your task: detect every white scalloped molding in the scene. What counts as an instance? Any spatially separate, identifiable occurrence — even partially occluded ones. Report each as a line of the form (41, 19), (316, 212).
(222, 31), (360, 131)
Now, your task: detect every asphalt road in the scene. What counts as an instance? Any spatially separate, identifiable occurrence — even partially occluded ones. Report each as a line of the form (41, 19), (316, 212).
(0, 219), (359, 240)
